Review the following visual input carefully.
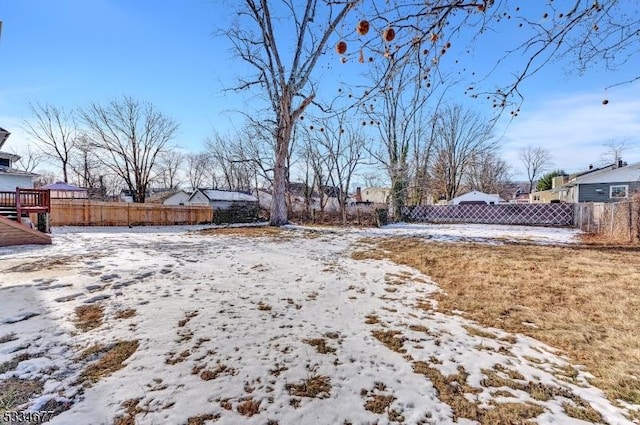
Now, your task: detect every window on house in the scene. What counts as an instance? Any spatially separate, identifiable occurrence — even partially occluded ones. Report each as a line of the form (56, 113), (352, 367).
(610, 185), (628, 199)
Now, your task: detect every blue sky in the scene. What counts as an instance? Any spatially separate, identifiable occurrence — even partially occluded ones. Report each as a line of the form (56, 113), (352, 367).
(2, 0), (640, 182)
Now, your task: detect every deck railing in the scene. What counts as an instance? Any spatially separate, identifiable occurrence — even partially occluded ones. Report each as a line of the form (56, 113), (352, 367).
(0, 190), (17, 207)
(0, 188), (51, 219)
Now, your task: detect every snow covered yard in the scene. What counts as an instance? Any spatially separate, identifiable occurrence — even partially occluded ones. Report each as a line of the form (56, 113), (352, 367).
(0, 224), (636, 424)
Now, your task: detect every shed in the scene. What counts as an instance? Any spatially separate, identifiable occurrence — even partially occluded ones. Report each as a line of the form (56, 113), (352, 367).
(451, 190), (504, 205)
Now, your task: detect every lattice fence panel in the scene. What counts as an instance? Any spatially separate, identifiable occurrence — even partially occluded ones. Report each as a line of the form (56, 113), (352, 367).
(402, 203), (574, 226)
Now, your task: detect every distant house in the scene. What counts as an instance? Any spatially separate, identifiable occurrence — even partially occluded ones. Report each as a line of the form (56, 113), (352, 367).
(120, 188), (174, 203)
(530, 175), (568, 203)
(0, 127), (38, 191)
(451, 190), (504, 205)
(39, 181), (88, 199)
(187, 189), (259, 210)
(557, 160), (640, 203)
(360, 187), (390, 204)
(161, 190), (192, 206)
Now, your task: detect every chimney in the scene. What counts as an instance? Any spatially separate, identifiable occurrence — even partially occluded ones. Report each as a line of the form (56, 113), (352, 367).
(617, 159), (624, 168)
(355, 187), (362, 202)
(588, 164), (593, 170)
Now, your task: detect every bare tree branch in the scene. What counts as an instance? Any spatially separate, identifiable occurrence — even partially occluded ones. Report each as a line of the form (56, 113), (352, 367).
(22, 103), (77, 182)
(80, 96), (178, 203)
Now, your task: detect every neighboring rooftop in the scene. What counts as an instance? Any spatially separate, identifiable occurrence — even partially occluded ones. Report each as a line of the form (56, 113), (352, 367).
(567, 161), (640, 185)
(198, 189), (258, 202)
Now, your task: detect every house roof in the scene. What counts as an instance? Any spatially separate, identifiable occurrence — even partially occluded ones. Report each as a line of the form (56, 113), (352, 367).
(0, 151), (20, 161)
(0, 127), (10, 150)
(566, 162), (640, 185)
(0, 167), (38, 177)
(40, 181), (87, 191)
(197, 189), (258, 202)
(149, 190), (191, 204)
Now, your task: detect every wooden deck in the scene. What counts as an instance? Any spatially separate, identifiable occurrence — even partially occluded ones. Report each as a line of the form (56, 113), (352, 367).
(0, 188), (52, 246)
(0, 214), (52, 246)
(0, 188), (51, 215)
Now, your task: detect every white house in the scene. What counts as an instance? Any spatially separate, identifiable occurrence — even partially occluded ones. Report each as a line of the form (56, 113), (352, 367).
(360, 187), (390, 204)
(162, 190), (192, 206)
(187, 189), (259, 210)
(450, 190), (504, 205)
(0, 128), (37, 191)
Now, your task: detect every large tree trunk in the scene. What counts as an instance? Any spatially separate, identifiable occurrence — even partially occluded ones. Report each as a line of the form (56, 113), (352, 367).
(270, 125), (290, 226)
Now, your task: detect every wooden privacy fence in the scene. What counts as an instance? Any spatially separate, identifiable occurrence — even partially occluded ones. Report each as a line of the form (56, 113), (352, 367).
(50, 200), (213, 226)
(402, 203), (574, 226)
(574, 200), (640, 243)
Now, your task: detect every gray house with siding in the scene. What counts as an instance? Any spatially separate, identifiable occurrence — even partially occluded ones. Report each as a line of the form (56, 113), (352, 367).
(557, 161), (640, 203)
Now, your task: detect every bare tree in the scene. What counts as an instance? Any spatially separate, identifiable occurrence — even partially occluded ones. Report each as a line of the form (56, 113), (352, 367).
(430, 104), (497, 201)
(600, 139), (634, 165)
(33, 170), (58, 188)
(465, 151), (511, 195)
(185, 152), (211, 190)
(206, 133), (255, 192)
(520, 146), (552, 194)
(300, 128), (333, 216)
(227, 0), (356, 225)
(69, 134), (104, 190)
(305, 113), (367, 224)
(9, 145), (42, 173)
(22, 103), (77, 182)
(156, 150), (184, 189)
(80, 96), (178, 203)
(364, 55), (438, 220)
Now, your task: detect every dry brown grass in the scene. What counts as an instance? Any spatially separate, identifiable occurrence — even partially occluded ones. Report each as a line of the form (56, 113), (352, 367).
(286, 375), (332, 398)
(0, 352), (31, 374)
(371, 329), (406, 353)
(77, 343), (107, 361)
(413, 362), (548, 424)
(354, 237), (640, 404)
(81, 340), (139, 384)
(361, 384), (405, 422)
(257, 302), (272, 311)
(74, 304), (104, 331)
(178, 310), (199, 327)
(186, 413), (221, 424)
(198, 226), (292, 240)
(114, 308), (136, 320)
(199, 363), (236, 381)
(112, 398), (142, 425)
(237, 398), (261, 417)
(303, 338), (336, 354)
(364, 394), (396, 414)
(0, 378), (43, 413)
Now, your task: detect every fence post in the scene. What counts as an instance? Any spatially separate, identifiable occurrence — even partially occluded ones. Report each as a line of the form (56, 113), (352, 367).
(610, 203), (615, 237)
(575, 204), (581, 229)
(627, 201), (633, 243)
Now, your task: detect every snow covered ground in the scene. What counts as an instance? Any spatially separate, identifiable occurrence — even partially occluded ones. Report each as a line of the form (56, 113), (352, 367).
(0, 224), (634, 425)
